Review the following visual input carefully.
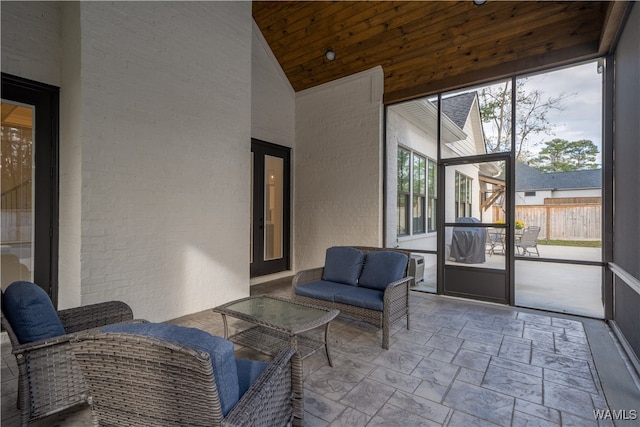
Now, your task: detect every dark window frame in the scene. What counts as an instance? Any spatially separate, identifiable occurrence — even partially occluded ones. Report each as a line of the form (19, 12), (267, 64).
(1, 73), (59, 305)
(455, 171), (473, 219)
(397, 147), (410, 236)
(398, 147), (436, 237)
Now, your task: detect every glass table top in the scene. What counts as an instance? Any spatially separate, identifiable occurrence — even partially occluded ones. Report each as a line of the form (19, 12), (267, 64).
(218, 296), (337, 330)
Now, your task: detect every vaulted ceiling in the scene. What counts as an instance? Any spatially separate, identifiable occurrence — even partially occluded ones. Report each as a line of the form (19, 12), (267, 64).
(252, 1), (630, 103)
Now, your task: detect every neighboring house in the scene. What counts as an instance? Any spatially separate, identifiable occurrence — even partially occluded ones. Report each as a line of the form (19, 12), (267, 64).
(516, 162), (602, 205)
(386, 92), (501, 251)
(515, 162), (602, 241)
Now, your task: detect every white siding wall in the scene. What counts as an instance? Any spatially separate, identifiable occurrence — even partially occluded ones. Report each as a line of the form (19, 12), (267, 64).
(295, 68), (384, 270)
(516, 188), (601, 206)
(386, 108), (438, 250)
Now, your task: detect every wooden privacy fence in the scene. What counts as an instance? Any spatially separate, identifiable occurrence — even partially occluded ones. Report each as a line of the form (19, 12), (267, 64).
(516, 202), (601, 241)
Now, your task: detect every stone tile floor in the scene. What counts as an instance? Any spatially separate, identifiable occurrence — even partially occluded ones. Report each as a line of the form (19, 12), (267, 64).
(2, 280), (639, 426)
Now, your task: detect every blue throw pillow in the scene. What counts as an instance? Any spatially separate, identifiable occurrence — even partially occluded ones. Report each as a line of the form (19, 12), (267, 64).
(358, 251), (409, 291)
(2, 281), (65, 343)
(322, 246), (364, 286)
(101, 322), (239, 416)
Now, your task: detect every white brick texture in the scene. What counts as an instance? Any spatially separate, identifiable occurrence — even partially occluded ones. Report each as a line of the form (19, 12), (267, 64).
(294, 68), (385, 270)
(74, 2), (252, 320)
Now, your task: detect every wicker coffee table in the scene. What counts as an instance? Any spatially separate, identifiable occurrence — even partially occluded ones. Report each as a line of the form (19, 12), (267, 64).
(213, 295), (339, 426)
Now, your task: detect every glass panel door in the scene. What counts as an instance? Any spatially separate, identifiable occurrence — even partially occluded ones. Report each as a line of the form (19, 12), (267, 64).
(1, 101), (35, 288)
(250, 139), (290, 277)
(442, 158), (510, 304)
(1, 74), (59, 302)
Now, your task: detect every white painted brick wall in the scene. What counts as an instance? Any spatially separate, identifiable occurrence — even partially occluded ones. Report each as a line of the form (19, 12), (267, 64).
(250, 19), (296, 282)
(1, 1), (62, 86)
(1, 1), (384, 315)
(295, 67), (384, 270)
(251, 20), (295, 148)
(75, 2), (252, 320)
(58, 2), (83, 308)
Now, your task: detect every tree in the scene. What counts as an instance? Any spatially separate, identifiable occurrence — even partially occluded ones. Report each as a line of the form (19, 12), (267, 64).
(479, 79), (570, 161)
(529, 138), (600, 172)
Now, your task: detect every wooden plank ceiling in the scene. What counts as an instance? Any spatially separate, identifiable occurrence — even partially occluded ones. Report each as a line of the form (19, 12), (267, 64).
(253, 1), (629, 103)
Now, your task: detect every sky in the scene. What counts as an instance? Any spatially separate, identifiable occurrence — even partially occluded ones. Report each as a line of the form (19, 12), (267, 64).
(521, 60), (603, 151)
(468, 59), (603, 165)
(411, 59), (604, 164)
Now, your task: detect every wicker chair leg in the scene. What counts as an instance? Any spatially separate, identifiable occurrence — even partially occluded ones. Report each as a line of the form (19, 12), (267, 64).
(16, 380), (21, 410)
(291, 352), (304, 427)
(383, 324), (390, 350)
(17, 368), (30, 427)
(406, 289), (411, 330)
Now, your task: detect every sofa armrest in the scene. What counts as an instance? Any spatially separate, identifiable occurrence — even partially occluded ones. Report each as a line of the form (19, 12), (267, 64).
(384, 276), (413, 292)
(383, 276), (413, 307)
(292, 267), (324, 289)
(223, 347), (296, 427)
(58, 301), (134, 333)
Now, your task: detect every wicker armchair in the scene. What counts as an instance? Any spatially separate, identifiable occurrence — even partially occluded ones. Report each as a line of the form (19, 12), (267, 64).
(71, 327), (296, 427)
(1, 299), (135, 426)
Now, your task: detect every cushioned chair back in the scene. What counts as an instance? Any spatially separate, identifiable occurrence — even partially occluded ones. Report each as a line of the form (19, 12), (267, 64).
(2, 281), (65, 344)
(71, 331), (224, 426)
(358, 250), (409, 291)
(353, 246), (411, 276)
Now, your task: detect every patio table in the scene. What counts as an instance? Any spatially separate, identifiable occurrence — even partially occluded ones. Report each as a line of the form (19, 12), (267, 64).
(213, 295), (339, 363)
(213, 295), (339, 427)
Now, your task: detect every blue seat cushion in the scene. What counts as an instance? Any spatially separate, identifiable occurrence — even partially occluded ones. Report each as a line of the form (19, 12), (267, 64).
(322, 246), (364, 286)
(236, 358), (268, 397)
(2, 281), (65, 344)
(101, 322), (239, 417)
(358, 251), (409, 291)
(334, 287), (384, 311)
(295, 280), (351, 302)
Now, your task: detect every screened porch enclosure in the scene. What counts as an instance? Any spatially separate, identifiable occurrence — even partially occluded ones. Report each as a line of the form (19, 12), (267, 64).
(386, 61), (604, 319)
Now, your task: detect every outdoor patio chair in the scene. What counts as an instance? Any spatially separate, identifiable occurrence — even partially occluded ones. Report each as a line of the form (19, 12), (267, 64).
(486, 228), (505, 256)
(71, 322), (296, 427)
(516, 226), (541, 256)
(0, 280), (137, 427)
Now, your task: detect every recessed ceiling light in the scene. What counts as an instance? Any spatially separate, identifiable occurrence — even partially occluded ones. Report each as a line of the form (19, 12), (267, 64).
(325, 50), (336, 61)
(473, 0), (487, 5)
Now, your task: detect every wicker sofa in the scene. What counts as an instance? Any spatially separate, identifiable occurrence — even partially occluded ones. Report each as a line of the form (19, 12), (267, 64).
(1, 281), (136, 426)
(292, 246), (412, 349)
(71, 322), (296, 427)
